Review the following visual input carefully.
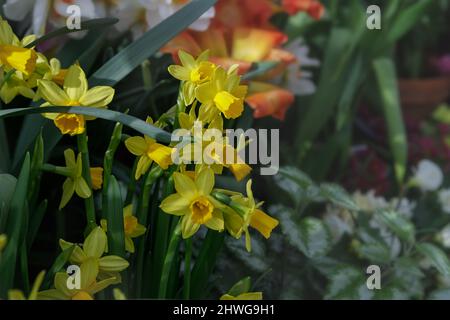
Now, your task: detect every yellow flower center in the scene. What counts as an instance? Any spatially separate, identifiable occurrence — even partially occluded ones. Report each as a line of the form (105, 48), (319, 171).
(124, 216), (138, 236)
(190, 62), (214, 84)
(190, 196), (214, 224)
(54, 113), (85, 136)
(72, 291), (93, 300)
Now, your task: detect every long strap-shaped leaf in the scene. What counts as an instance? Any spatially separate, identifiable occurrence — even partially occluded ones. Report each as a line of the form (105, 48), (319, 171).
(0, 107), (172, 143)
(90, 0), (217, 87)
(372, 58), (407, 185)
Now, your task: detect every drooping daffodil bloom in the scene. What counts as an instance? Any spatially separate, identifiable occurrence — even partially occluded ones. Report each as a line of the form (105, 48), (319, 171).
(168, 50), (216, 105)
(59, 227), (129, 277)
(125, 117), (174, 180)
(37, 64), (115, 136)
(38, 259), (118, 300)
(101, 204), (146, 253)
(160, 167), (224, 238)
(223, 180), (279, 252)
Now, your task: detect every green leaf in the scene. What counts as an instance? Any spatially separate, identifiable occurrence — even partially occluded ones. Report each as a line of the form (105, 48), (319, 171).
(416, 243), (450, 278)
(0, 174), (17, 216)
(372, 58), (407, 184)
(26, 18), (118, 48)
(373, 284), (409, 300)
(358, 242), (392, 264)
(375, 210), (415, 243)
(276, 207), (332, 258)
(274, 167), (317, 206)
(0, 153), (30, 297)
(104, 175), (125, 258)
(320, 183), (359, 211)
(325, 266), (373, 300)
(89, 0), (217, 86)
(0, 106), (172, 143)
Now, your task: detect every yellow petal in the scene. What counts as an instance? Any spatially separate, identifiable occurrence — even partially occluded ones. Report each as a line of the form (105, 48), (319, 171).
(195, 81), (216, 103)
(204, 210), (224, 232)
(249, 209), (279, 239)
(160, 193), (191, 216)
(125, 236), (135, 253)
(59, 178), (75, 209)
(135, 155), (152, 180)
(181, 214), (201, 239)
(83, 227), (107, 258)
(37, 79), (70, 105)
(168, 65), (190, 81)
(229, 163), (252, 182)
(125, 136), (147, 156)
(64, 148), (77, 169)
(178, 50), (196, 69)
(173, 172), (198, 200)
(64, 64), (87, 102)
(195, 167), (214, 195)
(75, 177), (92, 199)
(80, 86), (115, 107)
(80, 258), (99, 289)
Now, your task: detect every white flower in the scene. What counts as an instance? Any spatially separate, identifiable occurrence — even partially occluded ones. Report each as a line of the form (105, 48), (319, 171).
(438, 189), (450, 214)
(140, 0), (215, 32)
(352, 190), (388, 212)
(3, 0), (50, 36)
(437, 224), (450, 247)
(413, 159), (443, 192)
(274, 39), (320, 96)
(389, 197), (416, 219)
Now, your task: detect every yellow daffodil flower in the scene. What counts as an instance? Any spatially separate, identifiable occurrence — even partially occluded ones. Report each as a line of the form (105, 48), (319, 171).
(100, 205), (146, 253)
(160, 168), (224, 238)
(195, 65), (248, 122)
(37, 64), (115, 136)
(38, 259), (117, 300)
(0, 233), (7, 252)
(8, 271), (45, 300)
(90, 167), (103, 190)
(125, 117), (173, 180)
(224, 180), (279, 252)
(220, 292), (263, 300)
(55, 149), (92, 210)
(0, 18), (37, 76)
(59, 227), (129, 276)
(168, 50), (216, 105)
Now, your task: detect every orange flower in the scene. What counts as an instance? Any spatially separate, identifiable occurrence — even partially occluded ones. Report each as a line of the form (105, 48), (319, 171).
(246, 82), (295, 121)
(282, 0), (325, 19)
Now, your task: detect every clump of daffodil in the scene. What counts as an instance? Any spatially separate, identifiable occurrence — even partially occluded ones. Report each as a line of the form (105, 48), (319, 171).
(59, 227), (129, 276)
(221, 180), (279, 252)
(37, 64), (114, 136)
(100, 204), (146, 253)
(160, 167), (224, 238)
(195, 65), (248, 122)
(125, 117), (173, 180)
(8, 271), (45, 300)
(0, 18), (37, 76)
(38, 259), (117, 300)
(168, 50), (216, 105)
(0, 233), (7, 252)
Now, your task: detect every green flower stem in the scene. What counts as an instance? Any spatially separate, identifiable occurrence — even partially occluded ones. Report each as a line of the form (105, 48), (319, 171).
(125, 158), (138, 205)
(173, 85), (186, 130)
(41, 164), (72, 177)
(77, 131), (96, 231)
(135, 165), (164, 297)
(102, 122), (123, 216)
(183, 238), (192, 300)
(158, 222), (181, 298)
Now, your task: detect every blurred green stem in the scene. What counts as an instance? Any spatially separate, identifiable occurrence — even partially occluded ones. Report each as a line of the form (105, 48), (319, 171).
(158, 222), (181, 298)
(77, 131), (96, 231)
(183, 238), (192, 299)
